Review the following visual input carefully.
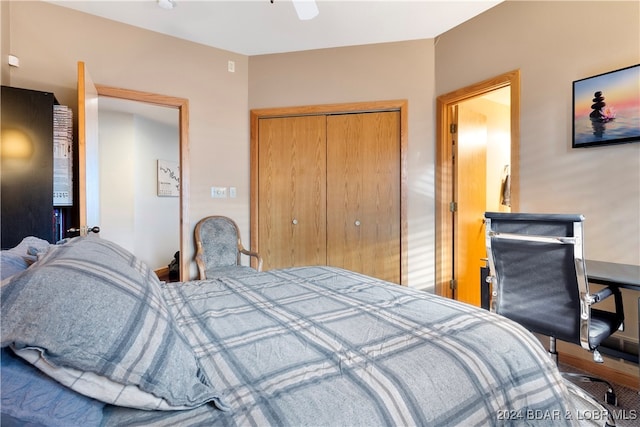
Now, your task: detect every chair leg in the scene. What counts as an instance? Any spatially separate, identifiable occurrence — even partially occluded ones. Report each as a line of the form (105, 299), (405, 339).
(548, 336), (559, 364)
(593, 349), (604, 363)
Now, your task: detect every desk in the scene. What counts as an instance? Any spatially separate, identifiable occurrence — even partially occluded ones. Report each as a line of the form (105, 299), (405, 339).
(586, 260), (640, 366)
(480, 260), (640, 363)
(586, 260), (640, 290)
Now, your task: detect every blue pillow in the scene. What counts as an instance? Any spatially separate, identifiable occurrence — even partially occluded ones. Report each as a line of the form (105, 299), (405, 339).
(1, 235), (224, 410)
(0, 252), (29, 281)
(0, 347), (104, 427)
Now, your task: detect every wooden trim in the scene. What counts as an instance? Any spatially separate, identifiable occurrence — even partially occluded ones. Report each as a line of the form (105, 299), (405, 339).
(155, 266), (170, 281)
(95, 85), (190, 281)
(435, 70), (520, 298)
(77, 62), (87, 230)
(250, 100), (409, 285)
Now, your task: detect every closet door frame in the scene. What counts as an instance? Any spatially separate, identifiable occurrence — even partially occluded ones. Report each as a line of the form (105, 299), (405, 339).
(250, 99), (408, 285)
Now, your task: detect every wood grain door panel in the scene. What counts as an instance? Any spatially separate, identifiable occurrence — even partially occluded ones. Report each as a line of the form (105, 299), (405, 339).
(326, 111), (401, 283)
(258, 115), (327, 270)
(454, 105), (487, 306)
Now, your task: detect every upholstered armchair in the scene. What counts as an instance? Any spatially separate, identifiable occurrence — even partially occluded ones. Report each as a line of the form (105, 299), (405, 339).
(194, 216), (263, 279)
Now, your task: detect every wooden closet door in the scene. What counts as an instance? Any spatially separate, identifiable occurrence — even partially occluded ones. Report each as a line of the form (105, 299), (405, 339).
(326, 111), (401, 283)
(258, 115), (327, 270)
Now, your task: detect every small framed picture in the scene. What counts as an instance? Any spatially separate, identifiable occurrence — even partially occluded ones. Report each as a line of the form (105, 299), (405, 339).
(572, 64), (640, 148)
(157, 159), (180, 197)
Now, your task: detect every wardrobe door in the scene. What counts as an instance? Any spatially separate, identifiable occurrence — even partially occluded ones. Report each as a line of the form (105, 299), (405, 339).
(1, 86), (55, 248)
(326, 111), (401, 283)
(258, 115), (327, 270)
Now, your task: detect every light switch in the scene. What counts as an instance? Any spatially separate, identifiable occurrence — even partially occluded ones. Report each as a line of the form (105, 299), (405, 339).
(229, 187), (237, 198)
(211, 186), (227, 198)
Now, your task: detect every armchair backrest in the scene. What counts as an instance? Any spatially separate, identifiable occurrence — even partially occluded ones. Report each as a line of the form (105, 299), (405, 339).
(484, 212), (588, 347)
(195, 216), (242, 270)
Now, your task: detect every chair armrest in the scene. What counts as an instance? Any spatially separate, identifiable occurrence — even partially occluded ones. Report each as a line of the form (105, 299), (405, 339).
(591, 287), (614, 303)
(590, 286), (624, 326)
(194, 245), (207, 279)
(240, 248), (263, 272)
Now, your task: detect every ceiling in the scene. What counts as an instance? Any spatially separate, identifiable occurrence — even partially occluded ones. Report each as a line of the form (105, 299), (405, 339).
(48, 0), (503, 56)
(99, 97), (180, 126)
(63, 0), (505, 124)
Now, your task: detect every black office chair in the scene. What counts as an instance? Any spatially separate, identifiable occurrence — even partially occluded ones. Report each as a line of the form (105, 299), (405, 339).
(484, 212), (624, 405)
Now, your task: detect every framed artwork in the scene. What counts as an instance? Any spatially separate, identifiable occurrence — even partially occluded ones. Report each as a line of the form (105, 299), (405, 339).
(572, 64), (640, 148)
(157, 159), (180, 197)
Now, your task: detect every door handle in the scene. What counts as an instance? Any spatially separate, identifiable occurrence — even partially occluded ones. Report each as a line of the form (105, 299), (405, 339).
(67, 226), (101, 234)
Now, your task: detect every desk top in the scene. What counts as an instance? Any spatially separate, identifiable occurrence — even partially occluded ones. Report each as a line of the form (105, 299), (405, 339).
(586, 260), (640, 290)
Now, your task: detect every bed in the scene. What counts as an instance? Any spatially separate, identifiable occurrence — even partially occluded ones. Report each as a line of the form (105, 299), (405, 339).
(1, 235), (608, 426)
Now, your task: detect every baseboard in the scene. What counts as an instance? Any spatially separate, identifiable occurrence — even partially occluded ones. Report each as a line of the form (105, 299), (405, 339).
(559, 353), (639, 391)
(155, 266), (170, 281)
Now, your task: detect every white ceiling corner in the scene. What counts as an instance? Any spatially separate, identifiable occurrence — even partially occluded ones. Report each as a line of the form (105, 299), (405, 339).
(46, 0), (504, 56)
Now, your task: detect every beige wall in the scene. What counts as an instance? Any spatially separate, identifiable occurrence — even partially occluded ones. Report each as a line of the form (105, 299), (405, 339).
(0, 1), (9, 84)
(3, 1), (249, 277)
(2, 1), (638, 294)
(435, 0), (640, 377)
(436, 0), (640, 265)
(248, 40), (436, 290)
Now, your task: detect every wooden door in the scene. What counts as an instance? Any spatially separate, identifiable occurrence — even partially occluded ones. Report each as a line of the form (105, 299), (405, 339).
(77, 61), (100, 235)
(436, 71), (519, 298)
(258, 115), (327, 270)
(454, 104), (487, 306)
(326, 111), (401, 283)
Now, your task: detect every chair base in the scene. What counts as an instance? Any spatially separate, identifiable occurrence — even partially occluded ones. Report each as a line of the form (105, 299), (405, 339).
(562, 372), (618, 407)
(548, 338), (618, 407)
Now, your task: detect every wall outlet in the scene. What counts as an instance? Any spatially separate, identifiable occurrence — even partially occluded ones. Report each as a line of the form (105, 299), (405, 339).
(229, 187), (237, 198)
(211, 186), (227, 198)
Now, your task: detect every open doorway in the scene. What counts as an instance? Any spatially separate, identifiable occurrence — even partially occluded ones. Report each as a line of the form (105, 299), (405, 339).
(77, 62), (190, 281)
(435, 70), (520, 304)
(94, 85), (190, 281)
(97, 97), (179, 275)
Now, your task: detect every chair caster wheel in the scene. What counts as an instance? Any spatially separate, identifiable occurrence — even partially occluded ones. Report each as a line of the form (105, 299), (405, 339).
(605, 389), (618, 406)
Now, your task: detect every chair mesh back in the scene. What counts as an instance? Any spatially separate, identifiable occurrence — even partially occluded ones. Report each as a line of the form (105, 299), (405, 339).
(198, 218), (239, 268)
(488, 216), (583, 345)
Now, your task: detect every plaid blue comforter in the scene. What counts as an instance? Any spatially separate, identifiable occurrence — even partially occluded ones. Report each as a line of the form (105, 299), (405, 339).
(103, 266), (577, 426)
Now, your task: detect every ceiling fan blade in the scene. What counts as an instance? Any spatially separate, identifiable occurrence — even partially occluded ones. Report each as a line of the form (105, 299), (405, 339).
(292, 0), (319, 21)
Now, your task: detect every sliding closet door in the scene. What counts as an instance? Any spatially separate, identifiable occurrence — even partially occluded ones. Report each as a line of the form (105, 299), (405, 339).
(258, 115), (327, 270)
(326, 111), (401, 283)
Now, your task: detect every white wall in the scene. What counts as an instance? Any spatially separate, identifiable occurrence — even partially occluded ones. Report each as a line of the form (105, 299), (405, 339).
(99, 109), (179, 270)
(98, 110), (135, 252)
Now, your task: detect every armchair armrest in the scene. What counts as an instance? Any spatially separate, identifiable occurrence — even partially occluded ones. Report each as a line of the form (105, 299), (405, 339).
(240, 248), (263, 272)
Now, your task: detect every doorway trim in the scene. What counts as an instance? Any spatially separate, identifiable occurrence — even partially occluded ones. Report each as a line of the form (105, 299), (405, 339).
(95, 85), (190, 281)
(435, 70), (520, 298)
(250, 99), (408, 285)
